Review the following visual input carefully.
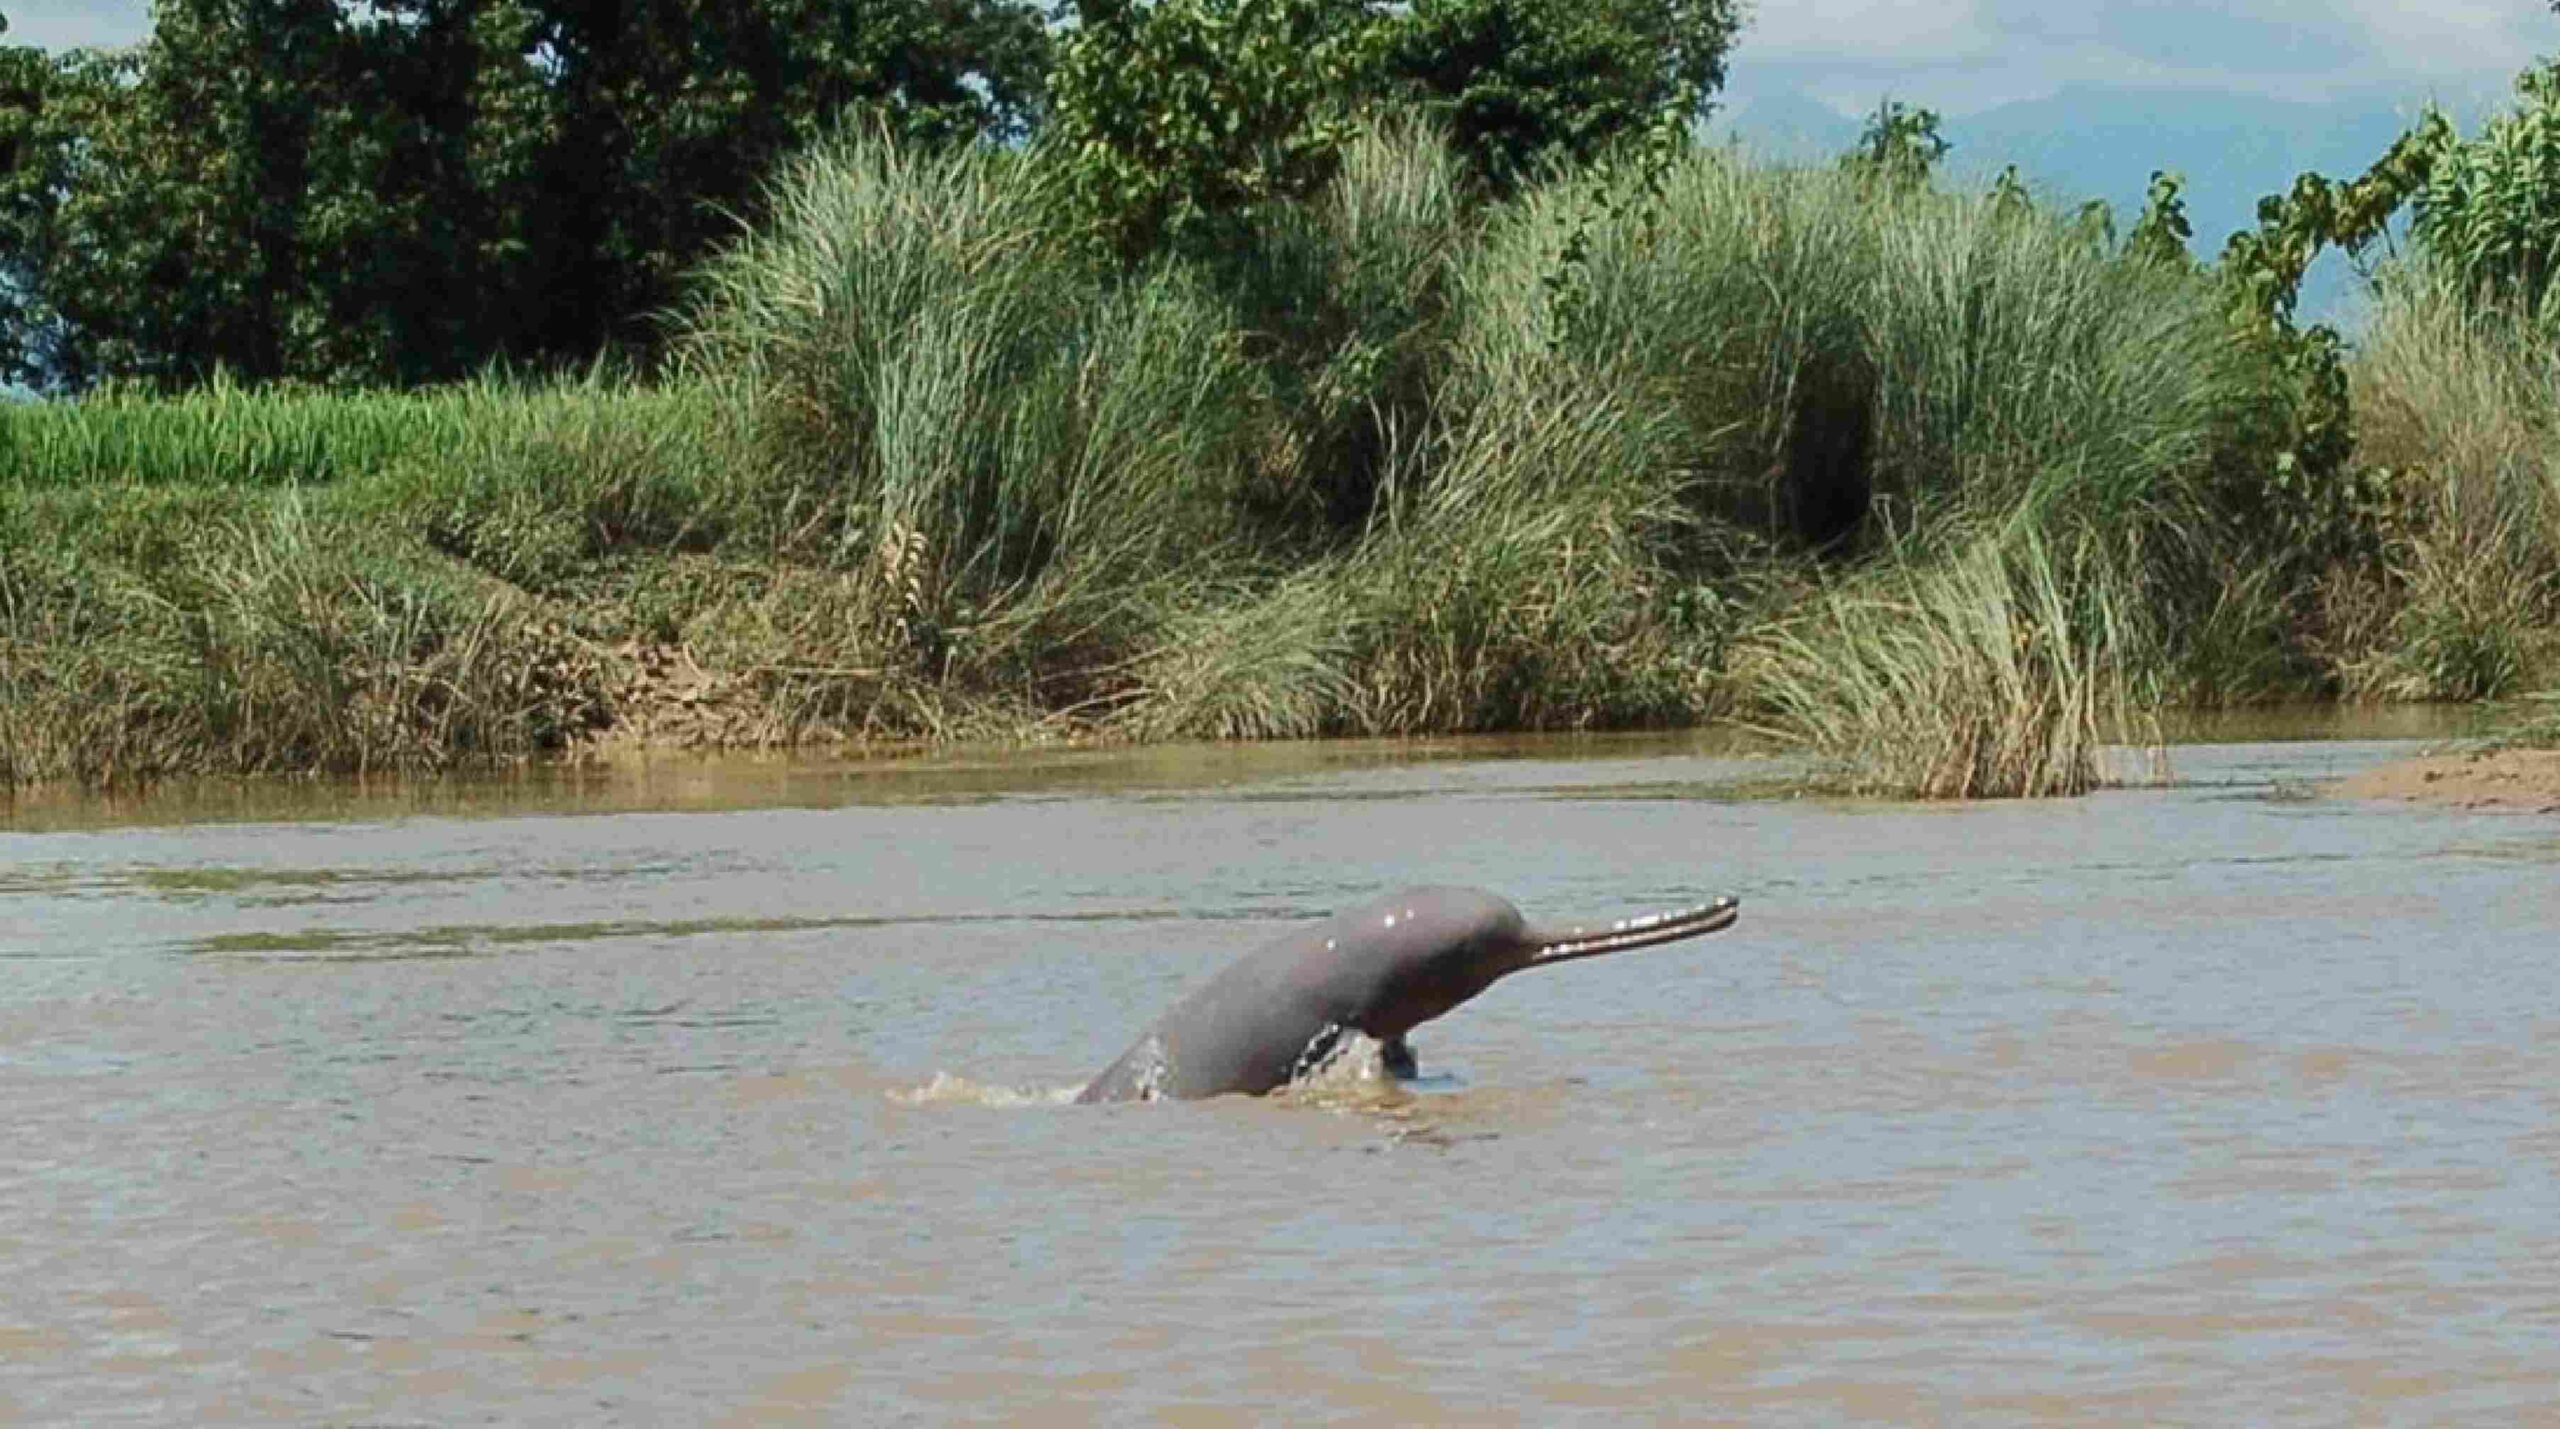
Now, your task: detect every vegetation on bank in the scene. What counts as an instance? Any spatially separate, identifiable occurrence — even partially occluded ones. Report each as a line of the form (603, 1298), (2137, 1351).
(8, 9), (2560, 798)
(0, 126), (2377, 792)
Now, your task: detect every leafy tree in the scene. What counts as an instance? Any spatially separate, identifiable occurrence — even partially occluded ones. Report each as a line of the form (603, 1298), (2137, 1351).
(1048, 0), (1378, 261)
(1050, 0), (1742, 260)
(1377, 0), (1740, 191)
(0, 1), (411, 385)
(1842, 99), (1947, 191)
(2410, 59), (2560, 314)
(509, 0), (1050, 360)
(10, 0), (1745, 385)
(128, 0), (349, 382)
(2208, 118), (2447, 583)
(1984, 164), (2033, 223)
(0, 12), (68, 383)
(0, 43), (158, 387)
(2123, 170), (2193, 268)
(2220, 114), (2446, 329)
(308, 1), (556, 383)
(0, 0), (1050, 389)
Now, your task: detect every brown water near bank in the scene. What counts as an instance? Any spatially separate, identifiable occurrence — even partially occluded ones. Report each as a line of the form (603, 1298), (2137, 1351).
(4, 725), (2557, 1421)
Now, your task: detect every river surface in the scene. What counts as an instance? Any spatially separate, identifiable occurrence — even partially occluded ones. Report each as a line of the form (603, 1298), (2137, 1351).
(4, 728), (2557, 1423)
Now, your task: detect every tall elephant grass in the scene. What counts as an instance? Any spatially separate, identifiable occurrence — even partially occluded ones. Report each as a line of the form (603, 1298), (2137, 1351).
(1410, 152), (2265, 791)
(1114, 146), (2269, 768)
(2335, 264), (2560, 700)
(1461, 153), (2250, 538)
(1335, 351), (1710, 731)
(1211, 115), (1469, 536)
(676, 130), (1276, 706)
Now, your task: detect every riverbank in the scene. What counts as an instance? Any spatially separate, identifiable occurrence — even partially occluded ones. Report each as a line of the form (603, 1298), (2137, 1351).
(5, 131), (2556, 799)
(2336, 747), (2560, 812)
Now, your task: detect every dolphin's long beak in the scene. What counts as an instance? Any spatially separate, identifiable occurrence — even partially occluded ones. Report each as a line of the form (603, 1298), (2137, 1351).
(1522, 896), (1741, 969)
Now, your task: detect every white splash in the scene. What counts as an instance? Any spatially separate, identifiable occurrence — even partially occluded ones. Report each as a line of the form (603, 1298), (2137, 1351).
(1129, 1035), (1170, 1102)
(1284, 1023), (1409, 1098)
(891, 1072), (1079, 1108)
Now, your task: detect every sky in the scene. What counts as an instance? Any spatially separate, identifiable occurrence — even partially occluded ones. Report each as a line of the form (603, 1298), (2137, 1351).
(1726, 0), (2549, 118)
(5, 0), (147, 53)
(10, 0), (2551, 114)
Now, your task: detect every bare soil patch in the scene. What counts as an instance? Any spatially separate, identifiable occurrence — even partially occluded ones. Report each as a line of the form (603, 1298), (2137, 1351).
(2336, 747), (2560, 813)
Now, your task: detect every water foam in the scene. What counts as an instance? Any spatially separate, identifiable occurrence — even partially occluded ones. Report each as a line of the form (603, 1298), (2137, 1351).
(890, 1072), (1080, 1108)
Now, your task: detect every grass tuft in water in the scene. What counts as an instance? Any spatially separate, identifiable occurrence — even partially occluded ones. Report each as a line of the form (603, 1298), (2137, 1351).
(1740, 530), (2156, 798)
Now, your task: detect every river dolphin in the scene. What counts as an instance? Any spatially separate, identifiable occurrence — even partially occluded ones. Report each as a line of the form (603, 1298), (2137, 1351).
(1077, 886), (1742, 1103)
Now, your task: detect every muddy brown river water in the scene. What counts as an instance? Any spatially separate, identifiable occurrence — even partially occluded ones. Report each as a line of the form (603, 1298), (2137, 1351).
(4, 728), (2557, 1423)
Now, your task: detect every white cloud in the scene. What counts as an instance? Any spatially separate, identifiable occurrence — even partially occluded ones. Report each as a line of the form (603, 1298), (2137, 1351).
(2344, 0), (2544, 82)
(1739, 0), (1997, 64)
(1729, 0), (2551, 112)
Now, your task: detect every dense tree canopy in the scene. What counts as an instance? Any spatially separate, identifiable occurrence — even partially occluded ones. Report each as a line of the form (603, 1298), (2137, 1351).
(1049, 0), (1742, 257)
(0, 0), (1739, 389)
(1380, 0), (1739, 188)
(0, 0), (1050, 388)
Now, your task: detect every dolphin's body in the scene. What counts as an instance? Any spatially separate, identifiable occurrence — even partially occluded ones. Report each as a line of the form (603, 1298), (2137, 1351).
(1077, 886), (1741, 1103)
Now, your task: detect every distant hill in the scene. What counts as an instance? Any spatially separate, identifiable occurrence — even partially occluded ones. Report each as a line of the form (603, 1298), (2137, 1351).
(1712, 81), (2511, 327)
(1709, 91), (1863, 161)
